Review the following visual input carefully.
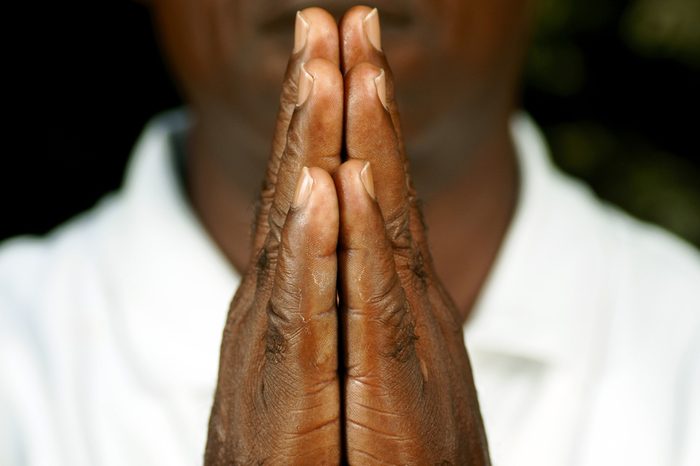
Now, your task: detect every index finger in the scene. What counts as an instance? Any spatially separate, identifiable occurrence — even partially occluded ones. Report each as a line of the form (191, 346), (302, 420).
(340, 6), (404, 145)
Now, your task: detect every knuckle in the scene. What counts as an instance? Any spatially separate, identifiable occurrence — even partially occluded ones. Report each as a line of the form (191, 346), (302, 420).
(255, 246), (270, 272)
(251, 184), (277, 242)
(280, 74), (299, 107)
(408, 249), (429, 291)
(265, 319), (288, 364)
(365, 272), (403, 318)
(255, 247), (275, 290)
(285, 120), (304, 153)
(259, 182), (276, 206)
(361, 276), (419, 365)
(266, 202), (287, 245)
(384, 207), (413, 251)
(368, 283), (419, 364)
(410, 195), (428, 232)
(381, 306), (418, 364)
(265, 294), (302, 365)
(269, 278), (302, 323)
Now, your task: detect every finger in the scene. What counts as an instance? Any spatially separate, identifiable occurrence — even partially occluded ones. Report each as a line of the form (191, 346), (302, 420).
(335, 160), (423, 385)
(207, 168), (341, 464)
(344, 61), (413, 255)
(253, 7), (340, 255)
(262, 167), (340, 458)
(260, 58), (344, 256)
(265, 168), (340, 448)
(267, 167), (339, 380)
(340, 7), (403, 135)
(257, 57), (344, 269)
(340, 5), (380, 70)
(342, 7), (432, 258)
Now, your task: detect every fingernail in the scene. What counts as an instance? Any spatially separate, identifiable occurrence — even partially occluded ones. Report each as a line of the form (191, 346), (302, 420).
(374, 69), (388, 110)
(293, 11), (310, 54)
(360, 162), (376, 200)
(297, 63), (314, 107)
(363, 8), (382, 51)
(293, 167), (314, 208)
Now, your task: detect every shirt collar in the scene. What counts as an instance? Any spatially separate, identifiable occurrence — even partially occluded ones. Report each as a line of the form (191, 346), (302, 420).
(466, 113), (611, 368)
(99, 110), (239, 394)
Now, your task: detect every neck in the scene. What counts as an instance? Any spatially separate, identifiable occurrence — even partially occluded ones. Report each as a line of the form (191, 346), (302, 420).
(422, 115), (519, 324)
(186, 108), (270, 272)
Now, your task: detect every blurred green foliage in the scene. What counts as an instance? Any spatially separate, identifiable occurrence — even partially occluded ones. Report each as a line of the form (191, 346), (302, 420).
(524, 0), (700, 247)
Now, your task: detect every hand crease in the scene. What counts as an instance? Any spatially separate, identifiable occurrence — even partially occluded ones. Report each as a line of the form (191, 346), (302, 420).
(348, 418), (417, 444)
(287, 415), (339, 437)
(351, 401), (402, 417)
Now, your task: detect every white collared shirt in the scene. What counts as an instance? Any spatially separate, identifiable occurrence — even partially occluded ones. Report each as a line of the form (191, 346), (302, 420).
(1, 111), (698, 465)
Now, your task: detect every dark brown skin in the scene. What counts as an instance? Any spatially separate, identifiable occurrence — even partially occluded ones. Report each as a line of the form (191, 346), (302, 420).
(205, 6), (491, 463)
(149, 0), (532, 463)
(204, 10), (344, 463)
(335, 8), (489, 463)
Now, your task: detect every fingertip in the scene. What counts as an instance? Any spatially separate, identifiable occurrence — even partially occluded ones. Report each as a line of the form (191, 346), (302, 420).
(293, 11), (310, 54)
(334, 159), (369, 200)
(297, 7), (340, 65)
(292, 166), (314, 209)
(293, 167), (339, 256)
(343, 159), (377, 204)
(293, 167), (337, 212)
(306, 167), (338, 212)
(300, 6), (337, 26)
(339, 5), (376, 34)
(345, 62), (386, 113)
(338, 5), (378, 42)
(363, 8), (382, 52)
(301, 57), (344, 107)
(360, 161), (377, 200)
(335, 160), (380, 238)
(340, 6), (383, 72)
(296, 63), (314, 107)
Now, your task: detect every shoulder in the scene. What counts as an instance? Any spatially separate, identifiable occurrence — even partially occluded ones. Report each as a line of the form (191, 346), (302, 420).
(523, 160), (700, 463)
(599, 204), (700, 356)
(0, 110), (188, 324)
(0, 192), (128, 388)
(568, 185), (700, 464)
(0, 194), (123, 322)
(538, 148), (700, 336)
(547, 163), (700, 377)
(0, 196), (126, 400)
(0, 195), (125, 465)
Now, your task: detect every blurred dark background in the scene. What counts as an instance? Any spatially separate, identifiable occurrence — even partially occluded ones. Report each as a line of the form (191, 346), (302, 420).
(2, 0), (699, 246)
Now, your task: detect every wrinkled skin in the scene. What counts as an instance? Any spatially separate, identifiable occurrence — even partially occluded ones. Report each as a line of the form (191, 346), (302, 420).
(337, 8), (489, 463)
(204, 10), (344, 464)
(205, 7), (490, 464)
